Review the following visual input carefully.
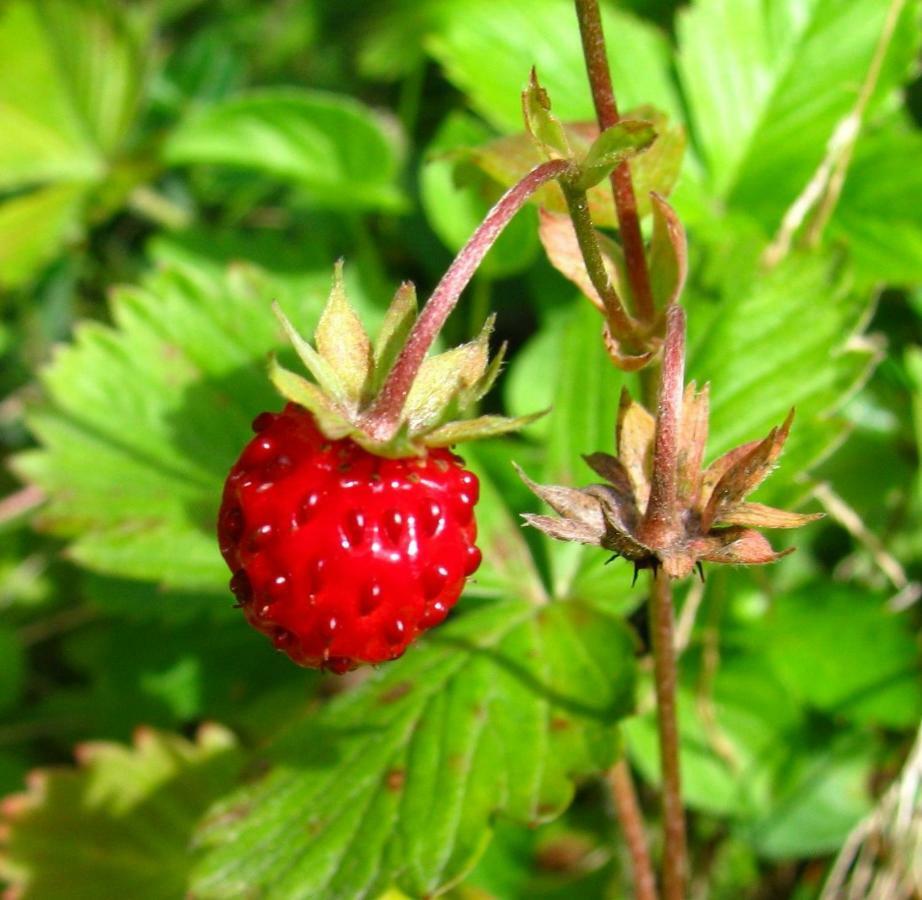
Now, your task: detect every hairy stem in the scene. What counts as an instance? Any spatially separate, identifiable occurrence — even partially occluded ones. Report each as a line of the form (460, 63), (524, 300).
(649, 571), (687, 900)
(574, 0), (654, 322)
(561, 181), (637, 341)
(364, 159), (570, 439)
(609, 759), (659, 900)
(640, 305), (684, 547)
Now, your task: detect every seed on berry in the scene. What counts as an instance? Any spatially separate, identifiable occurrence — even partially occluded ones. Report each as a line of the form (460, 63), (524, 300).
(297, 491), (321, 525)
(273, 627), (295, 650)
(382, 509), (404, 543)
(325, 656), (354, 674)
(342, 510), (366, 547)
(422, 564), (449, 599)
(266, 574), (290, 602)
(420, 501), (443, 537)
(385, 618), (407, 646)
(421, 600), (448, 627)
(305, 557), (325, 595)
(359, 581), (383, 615)
(464, 545), (482, 576)
(249, 523), (274, 550)
(454, 493), (474, 525)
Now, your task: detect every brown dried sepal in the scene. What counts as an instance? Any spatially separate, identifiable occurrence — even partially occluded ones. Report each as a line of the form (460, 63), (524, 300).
(516, 305), (823, 580)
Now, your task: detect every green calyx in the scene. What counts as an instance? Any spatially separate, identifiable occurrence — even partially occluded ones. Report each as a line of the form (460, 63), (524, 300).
(270, 262), (543, 457)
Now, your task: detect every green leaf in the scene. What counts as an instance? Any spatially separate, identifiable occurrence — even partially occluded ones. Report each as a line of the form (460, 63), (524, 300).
(192, 597), (636, 899)
(426, 0), (680, 133)
(828, 121), (922, 285)
(677, 0), (921, 227)
(14, 253), (358, 591)
(0, 0), (151, 284)
(165, 89), (406, 211)
(522, 69), (572, 160)
(0, 184), (86, 289)
(0, 626), (25, 714)
(686, 251), (877, 500)
(755, 585), (922, 729)
(0, 726), (244, 900)
(745, 740), (875, 858)
(571, 120), (657, 191)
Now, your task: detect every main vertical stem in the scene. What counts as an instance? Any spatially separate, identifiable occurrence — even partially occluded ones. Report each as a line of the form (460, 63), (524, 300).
(574, 0), (654, 323)
(649, 571), (686, 900)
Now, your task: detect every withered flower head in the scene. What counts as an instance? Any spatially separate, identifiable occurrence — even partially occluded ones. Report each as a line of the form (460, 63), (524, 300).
(517, 305), (823, 580)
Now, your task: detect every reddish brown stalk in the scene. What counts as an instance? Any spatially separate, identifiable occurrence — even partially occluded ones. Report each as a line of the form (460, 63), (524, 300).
(649, 571), (687, 900)
(574, 0), (654, 323)
(609, 759), (659, 900)
(364, 158), (571, 440)
(640, 305), (684, 548)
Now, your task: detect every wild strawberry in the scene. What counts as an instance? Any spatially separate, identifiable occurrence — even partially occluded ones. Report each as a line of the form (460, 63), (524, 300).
(218, 404), (481, 673)
(218, 264), (539, 671)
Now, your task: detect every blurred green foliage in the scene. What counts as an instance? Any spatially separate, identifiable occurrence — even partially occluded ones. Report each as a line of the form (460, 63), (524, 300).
(0, 0), (920, 897)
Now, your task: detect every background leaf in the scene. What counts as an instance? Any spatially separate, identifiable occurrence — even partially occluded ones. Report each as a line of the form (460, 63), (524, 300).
(0, 726), (244, 900)
(165, 89), (406, 211)
(192, 597), (636, 899)
(677, 0), (920, 227)
(426, 0), (680, 132)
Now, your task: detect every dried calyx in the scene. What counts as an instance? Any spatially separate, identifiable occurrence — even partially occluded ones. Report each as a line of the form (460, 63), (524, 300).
(517, 305), (823, 580)
(270, 262), (542, 458)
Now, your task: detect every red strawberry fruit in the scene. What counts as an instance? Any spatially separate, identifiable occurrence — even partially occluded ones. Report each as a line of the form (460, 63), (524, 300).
(218, 265), (538, 672)
(219, 404), (481, 672)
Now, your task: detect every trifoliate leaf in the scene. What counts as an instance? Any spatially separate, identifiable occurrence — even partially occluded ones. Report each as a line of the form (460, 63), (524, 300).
(314, 262), (373, 407)
(756, 585), (922, 729)
(0, 726), (244, 900)
(191, 598), (636, 899)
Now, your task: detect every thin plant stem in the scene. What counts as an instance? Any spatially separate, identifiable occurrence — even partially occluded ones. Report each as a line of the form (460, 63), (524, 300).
(560, 181), (637, 342)
(573, 0), (654, 323)
(571, 1), (687, 894)
(364, 158), (571, 439)
(649, 571), (687, 900)
(640, 305), (684, 548)
(609, 759), (659, 900)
